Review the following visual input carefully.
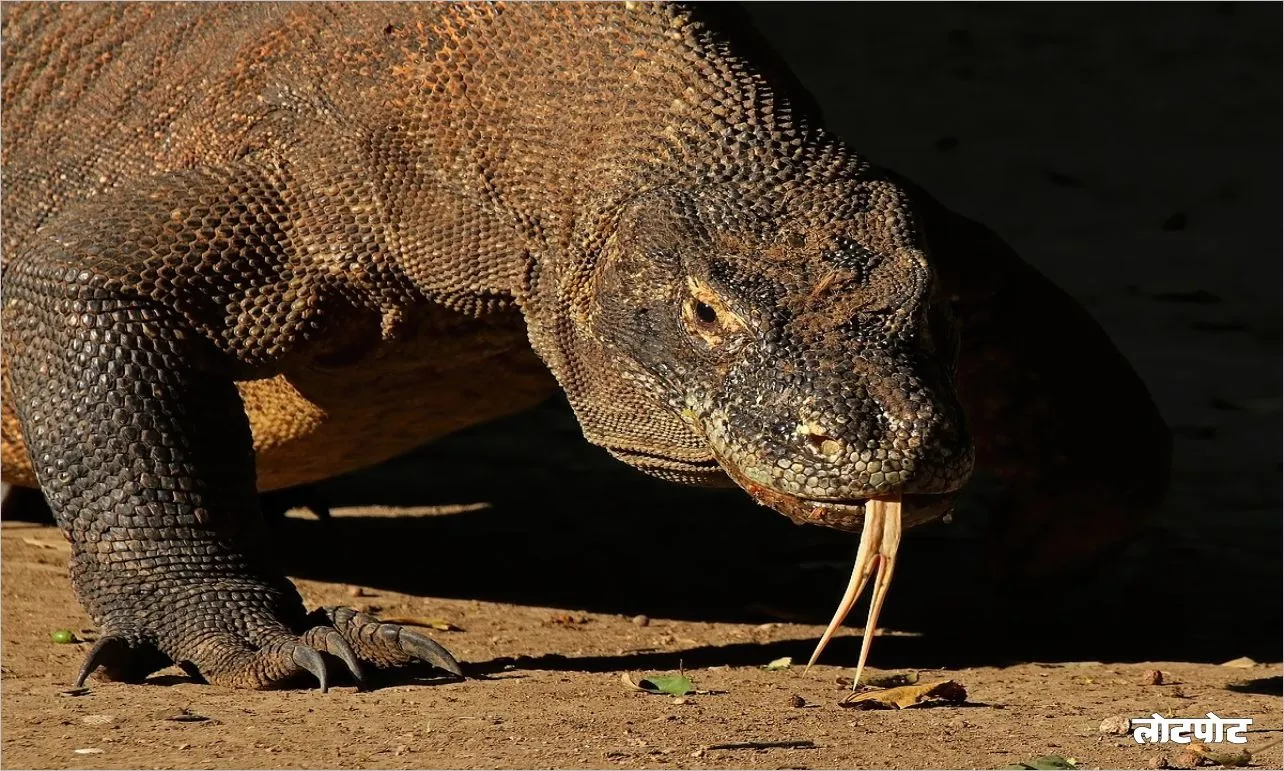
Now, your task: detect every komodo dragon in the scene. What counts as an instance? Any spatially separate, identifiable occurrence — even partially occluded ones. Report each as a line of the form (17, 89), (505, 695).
(0, 3), (1171, 691)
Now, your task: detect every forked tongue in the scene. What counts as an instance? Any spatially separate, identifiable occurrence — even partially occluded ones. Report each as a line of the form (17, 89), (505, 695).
(804, 495), (902, 689)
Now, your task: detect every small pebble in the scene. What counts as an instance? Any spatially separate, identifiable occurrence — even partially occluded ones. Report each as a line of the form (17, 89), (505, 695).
(788, 694), (806, 708)
(347, 586), (369, 598)
(631, 615), (650, 627)
(1148, 756), (1170, 769)
(690, 749), (704, 758)
(81, 714), (115, 726)
(1140, 669), (1164, 685)
(1099, 714), (1132, 735)
(671, 697), (688, 705)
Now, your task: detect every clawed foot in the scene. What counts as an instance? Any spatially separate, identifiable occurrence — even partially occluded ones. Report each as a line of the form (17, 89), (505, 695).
(76, 606), (462, 691)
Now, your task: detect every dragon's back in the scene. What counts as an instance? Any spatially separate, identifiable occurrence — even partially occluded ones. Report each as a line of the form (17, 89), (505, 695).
(1, 3), (466, 262)
(0, 2), (559, 492)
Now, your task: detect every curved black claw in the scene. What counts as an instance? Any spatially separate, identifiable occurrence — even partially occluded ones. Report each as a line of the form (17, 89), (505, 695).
(75, 636), (125, 687)
(291, 644), (329, 693)
(75, 634), (171, 687)
(309, 606), (465, 678)
(303, 626), (367, 688)
(380, 624), (463, 677)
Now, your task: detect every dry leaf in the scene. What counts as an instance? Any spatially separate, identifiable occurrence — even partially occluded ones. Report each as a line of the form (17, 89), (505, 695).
(839, 679), (967, 709)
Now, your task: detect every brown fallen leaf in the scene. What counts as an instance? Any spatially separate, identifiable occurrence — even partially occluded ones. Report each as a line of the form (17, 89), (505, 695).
(379, 616), (463, 632)
(839, 679), (967, 709)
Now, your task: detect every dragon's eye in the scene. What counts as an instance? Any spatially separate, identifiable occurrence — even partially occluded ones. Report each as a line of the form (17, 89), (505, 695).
(693, 301), (719, 325)
(682, 279), (745, 349)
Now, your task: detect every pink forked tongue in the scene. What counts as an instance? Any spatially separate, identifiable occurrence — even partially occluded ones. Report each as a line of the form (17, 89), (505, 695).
(804, 496), (903, 690)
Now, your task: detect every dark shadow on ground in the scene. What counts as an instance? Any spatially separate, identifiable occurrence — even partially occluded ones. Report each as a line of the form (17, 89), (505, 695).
(1226, 676), (1283, 696)
(263, 397), (1281, 667)
(10, 394), (1272, 665)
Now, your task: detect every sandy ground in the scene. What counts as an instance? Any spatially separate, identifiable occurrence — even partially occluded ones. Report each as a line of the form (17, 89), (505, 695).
(3, 520), (1281, 770)
(1, 3), (1280, 770)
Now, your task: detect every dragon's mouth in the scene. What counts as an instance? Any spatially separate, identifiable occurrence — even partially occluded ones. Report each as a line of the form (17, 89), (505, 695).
(720, 462), (956, 533)
(764, 491), (954, 532)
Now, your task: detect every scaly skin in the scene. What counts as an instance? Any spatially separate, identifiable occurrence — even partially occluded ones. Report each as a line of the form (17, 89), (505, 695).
(0, 3), (1170, 690)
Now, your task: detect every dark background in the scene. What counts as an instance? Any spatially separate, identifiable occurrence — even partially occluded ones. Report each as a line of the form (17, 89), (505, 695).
(27, 4), (1284, 667)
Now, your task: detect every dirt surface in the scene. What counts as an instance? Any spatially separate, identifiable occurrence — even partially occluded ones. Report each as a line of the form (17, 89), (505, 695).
(2, 4), (1280, 770)
(3, 520), (1281, 771)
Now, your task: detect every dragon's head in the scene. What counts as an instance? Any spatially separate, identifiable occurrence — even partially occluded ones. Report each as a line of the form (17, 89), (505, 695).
(533, 176), (974, 531)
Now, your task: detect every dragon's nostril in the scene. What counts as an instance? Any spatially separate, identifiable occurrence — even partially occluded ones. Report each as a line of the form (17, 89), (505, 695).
(801, 424), (844, 458)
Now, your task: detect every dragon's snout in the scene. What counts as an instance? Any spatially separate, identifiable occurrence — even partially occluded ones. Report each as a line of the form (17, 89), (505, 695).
(703, 357), (974, 518)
